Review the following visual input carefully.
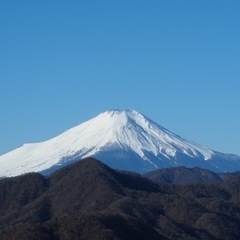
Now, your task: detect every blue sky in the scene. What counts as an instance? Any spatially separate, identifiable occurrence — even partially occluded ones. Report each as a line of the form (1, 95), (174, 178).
(1, 1), (240, 156)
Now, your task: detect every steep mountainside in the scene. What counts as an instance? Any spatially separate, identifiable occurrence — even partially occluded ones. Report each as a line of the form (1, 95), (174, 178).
(1, 158), (240, 240)
(1, 109), (240, 177)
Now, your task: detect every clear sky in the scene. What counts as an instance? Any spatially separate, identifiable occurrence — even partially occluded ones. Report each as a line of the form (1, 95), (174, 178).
(1, 1), (240, 156)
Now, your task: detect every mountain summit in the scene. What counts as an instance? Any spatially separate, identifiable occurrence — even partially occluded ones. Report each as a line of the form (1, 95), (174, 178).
(1, 109), (240, 177)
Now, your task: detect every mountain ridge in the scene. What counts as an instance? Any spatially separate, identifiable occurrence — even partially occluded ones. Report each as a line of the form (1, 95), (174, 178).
(1, 157), (240, 240)
(144, 166), (224, 185)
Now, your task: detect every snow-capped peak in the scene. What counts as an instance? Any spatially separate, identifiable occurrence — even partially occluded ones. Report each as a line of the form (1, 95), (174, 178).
(0, 109), (239, 177)
(87, 109), (214, 160)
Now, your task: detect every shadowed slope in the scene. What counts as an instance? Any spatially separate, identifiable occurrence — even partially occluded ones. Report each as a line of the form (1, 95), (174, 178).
(1, 158), (240, 239)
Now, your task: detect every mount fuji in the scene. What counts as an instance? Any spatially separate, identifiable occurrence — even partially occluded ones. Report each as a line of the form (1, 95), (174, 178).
(1, 109), (240, 178)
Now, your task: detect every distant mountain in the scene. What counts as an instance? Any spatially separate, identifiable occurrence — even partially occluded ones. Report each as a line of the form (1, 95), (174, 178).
(1, 158), (240, 240)
(1, 109), (240, 177)
(144, 166), (224, 185)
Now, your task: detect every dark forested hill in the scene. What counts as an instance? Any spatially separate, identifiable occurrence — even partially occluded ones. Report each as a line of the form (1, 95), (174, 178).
(1, 158), (240, 240)
(144, 166), (224, 185)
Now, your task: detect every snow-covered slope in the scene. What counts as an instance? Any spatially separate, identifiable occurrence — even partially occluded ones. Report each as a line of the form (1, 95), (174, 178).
(1, 110), (240, 177)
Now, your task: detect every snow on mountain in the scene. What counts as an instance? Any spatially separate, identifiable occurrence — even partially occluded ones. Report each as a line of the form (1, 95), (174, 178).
(1, 109), (240, 178)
